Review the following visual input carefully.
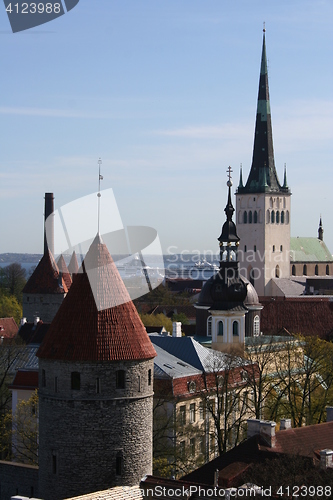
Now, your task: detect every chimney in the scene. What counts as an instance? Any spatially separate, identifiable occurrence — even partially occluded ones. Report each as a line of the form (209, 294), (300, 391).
(280, 418), (292, 430)
(34, 316), (40, 326)
(44, 193), (54, 256)
(172, 322), (182, 338)
(260, 421), (276, 448)
(326, 407), (333, 422)
(320, 449), (333, 469)
(20, 317), (27, 326)
(247, 419), (261, 438)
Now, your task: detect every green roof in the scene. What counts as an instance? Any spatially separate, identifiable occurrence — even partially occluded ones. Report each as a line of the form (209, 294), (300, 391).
(290, 237), (333, 263)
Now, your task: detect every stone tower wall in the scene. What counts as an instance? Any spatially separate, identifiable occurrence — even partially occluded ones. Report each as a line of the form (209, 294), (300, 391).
(38, 358), (154, 500)
(22, 293), (65, 323)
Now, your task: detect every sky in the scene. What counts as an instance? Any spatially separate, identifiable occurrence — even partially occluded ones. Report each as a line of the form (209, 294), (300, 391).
(0, 0), (332, 257)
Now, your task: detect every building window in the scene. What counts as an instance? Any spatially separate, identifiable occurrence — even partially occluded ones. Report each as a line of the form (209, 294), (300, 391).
(116, 453), (123, 476)
(52, 452), (57, 474)
(249, 211), (252, 224)
(96, 378), (101, 394)
(188, 381), (196, 393)
(253, 316), (260, 336)
(281, 211), (285, 223)
(116, 370), (125, 389)
(254, 211), (258, 223)
(233, 321), (239, 337)
(243, 211), (247, 224)
(326, 265), (330, 276)
(276, 211), (280, 223)
(199, 403), (205, 420)
(303, 264), (307, 276)
(180, 441), (186, 459)
(179, 405), (186, 425)
(271, 211), (275, 223)
(190, 438), (196, 456)
(244, 245), (247, 252)
(190, 403), (196, 423)
(286, 210), (290, 224)
(148, 369), (152, 386)
(217, 321), (223, 336)
(273, 245), (275, 252)
(207, 316), (212, 337)
(54, 376), (58, 393)
(71, 372), (80, 391)
(275, 265), (280, 278)
(292, 265), (296, 276)
(266, 210), (270, 224)
(254, 245), (257, 252)
(42, 369), (46, 388)
(314, 265), (319, 276)
(280, 245), (283, 252)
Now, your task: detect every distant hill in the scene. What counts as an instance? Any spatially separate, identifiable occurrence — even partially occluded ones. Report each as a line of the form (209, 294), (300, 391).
(0, 253), (42, 265)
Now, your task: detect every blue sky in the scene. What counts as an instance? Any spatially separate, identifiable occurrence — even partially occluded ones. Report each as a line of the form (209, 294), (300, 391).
(0, 0), (332, 256)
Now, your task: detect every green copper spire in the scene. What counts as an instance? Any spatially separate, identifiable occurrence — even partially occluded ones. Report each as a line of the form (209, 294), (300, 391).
(237, 29), (290, 195)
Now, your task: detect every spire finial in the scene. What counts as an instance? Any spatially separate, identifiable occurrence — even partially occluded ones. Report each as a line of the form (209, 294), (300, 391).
(263, 22), (266, 33)
(97, 158), (103, 234)
(227, 165), (233, 187)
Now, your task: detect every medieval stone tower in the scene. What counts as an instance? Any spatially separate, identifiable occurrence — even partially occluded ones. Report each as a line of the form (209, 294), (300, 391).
(37, 234), (156, 499)
(236, 30), (291, 296)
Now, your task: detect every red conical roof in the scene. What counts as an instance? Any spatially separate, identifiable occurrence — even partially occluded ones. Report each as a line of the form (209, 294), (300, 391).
(56, 254), (72, 291)
(68, 251), (79, 275)
(23, 250), (68, 294)
(37, 235), (156, 362)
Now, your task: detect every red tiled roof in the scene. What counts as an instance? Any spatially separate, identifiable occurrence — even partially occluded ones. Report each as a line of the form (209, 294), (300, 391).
(0, 317), (19, 339)
(22, 250), (68, 294)
(68, 251), (79, 275)
(8, 370), (38, 390)
(57, 254), (72, 290)
(260, 297), (333, 339)
(37, 235), (157, 362)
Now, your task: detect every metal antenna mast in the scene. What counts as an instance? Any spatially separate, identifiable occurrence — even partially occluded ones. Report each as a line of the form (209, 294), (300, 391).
(97, 158), (103, 234)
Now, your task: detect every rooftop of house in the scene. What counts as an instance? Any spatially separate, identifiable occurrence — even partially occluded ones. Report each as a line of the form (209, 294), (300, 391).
(18, 319), (50, 345)
(22, 250), (69, 295)
(8, 369), (38, 390)
(37, 234), (156, 362)
(153, 343), (202, 380)
(290, 237), (333, 263)
(0, 317), (18, 339)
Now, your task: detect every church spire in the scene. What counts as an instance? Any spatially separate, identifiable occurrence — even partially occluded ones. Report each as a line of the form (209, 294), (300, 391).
(238, 29), (289, 194)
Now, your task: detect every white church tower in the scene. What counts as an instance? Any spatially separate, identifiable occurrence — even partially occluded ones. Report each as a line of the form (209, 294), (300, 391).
(236, 29), (291, 296)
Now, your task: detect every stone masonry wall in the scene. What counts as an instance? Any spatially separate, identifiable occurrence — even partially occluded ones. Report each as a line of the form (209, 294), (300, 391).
(22, 293), (65, 323)
(0, 461), (39, 500)
(38, 358), (154, 500)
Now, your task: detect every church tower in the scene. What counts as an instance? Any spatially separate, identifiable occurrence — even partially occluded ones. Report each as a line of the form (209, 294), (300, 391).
(236, 30), (291, 296)
(37, 234), (156, 499)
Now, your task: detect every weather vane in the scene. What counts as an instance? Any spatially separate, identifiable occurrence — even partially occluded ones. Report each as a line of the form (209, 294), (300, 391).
(97, 158), (103, 234)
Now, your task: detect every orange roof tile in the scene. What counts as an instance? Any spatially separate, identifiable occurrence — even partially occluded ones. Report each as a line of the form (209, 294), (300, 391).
(37, 235), (156, 362)
(0, 317), (19, 339)
(57, 254), (72, 290)
(23, 250), (68, 294)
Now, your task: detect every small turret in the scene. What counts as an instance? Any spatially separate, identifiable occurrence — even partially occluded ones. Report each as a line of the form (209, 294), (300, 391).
(318, 216), (324, 241)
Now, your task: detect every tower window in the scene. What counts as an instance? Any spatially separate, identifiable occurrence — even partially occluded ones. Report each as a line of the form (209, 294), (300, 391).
(96, 378), (101, 394)
(275, 265), (280, 278)
(116, 453), (123, 476)
(249, 211), (253, 224)
(243, 211), (247, 224)
(303, 265), (307, 276)
(315, 265), (319, 276)
(326, 265), (330, 276)
(281, 211), (285, 224)
(280, 245), (283, 252)
(207, 316), (212, 337)
(244, 245), (247, 252)
(273, 245), (275, 253)
(276, 211), (280, 223)
(286, 210), (290, 224)
(116, 370), (125, 389)
(292, 265), (296, 276)
(217, 321), (223, 336)
(71, 372), (80, 391)
(253, 315), (260, 336)
(254, 210), (258, 223)
(271, 211), (275, 223)
(232, 321), (239, 337)
(148, 369), (152, 386)
(254, 245), (257, 252)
